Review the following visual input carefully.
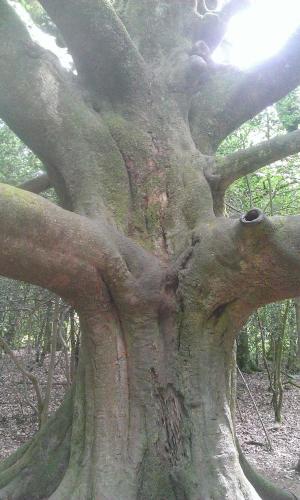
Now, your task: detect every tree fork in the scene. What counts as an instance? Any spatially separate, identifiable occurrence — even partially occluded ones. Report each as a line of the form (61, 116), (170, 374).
(18, 172), (51, 194)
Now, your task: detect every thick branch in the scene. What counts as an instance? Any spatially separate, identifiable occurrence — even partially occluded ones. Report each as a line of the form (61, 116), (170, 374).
(185, 213), (300, 321)
(189, 27), (300, 154)
(0, 183), (129, 305)
(211, 129), (300, 189)
(222, 27), (300, 134)
(204, 129), (300, 215)
(18, 172), (51, 194)
(38, 0), (148, 101)
(116, 0), (238, 62)
(0, 0), (129, 219)
(121, 1), (197, 61)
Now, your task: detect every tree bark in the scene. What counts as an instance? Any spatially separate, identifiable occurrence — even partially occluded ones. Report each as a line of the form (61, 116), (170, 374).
(1, 0), (300, 498)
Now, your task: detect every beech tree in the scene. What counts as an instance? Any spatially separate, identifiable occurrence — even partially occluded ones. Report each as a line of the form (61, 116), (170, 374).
(1, 1), (300, 498)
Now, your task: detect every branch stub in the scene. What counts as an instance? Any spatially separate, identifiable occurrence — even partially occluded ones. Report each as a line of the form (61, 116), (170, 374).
(240, 208), (265, 225)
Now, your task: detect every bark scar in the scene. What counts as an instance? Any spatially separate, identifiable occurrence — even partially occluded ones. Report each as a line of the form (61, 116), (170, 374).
(150, 369), (191, 466)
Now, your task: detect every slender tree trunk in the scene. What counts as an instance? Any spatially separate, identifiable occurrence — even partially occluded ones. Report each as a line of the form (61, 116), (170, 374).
(40, 301), (53, 365)
(69, 309), (79, 383)
(257, 311), (273, 390)
(295, 297), (300, 371)
(272, 302), (289, 423)
(39, 298), (60, 428)
(237, 326), (254, 372)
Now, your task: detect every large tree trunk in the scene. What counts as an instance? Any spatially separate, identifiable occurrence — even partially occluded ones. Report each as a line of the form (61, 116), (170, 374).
(1, 1), (300, 498)
(0, 274), (296, 499)
(0, 306), (261, 499)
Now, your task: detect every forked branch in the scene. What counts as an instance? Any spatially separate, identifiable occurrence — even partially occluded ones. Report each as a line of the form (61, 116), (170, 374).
(0, 183), (128, 304)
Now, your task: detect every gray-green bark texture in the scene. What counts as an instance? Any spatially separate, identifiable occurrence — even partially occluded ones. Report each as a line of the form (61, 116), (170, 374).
(0, 1), (300, 498)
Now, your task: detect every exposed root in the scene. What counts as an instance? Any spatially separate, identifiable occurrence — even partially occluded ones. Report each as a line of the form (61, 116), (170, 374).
(0, 392), (72, 500)
(238, 441), (298, 500)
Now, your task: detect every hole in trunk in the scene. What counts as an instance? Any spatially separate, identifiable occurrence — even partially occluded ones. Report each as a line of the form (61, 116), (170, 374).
(240, 208), (264, 225)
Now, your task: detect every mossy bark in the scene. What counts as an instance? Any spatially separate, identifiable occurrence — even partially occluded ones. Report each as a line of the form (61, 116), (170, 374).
(1, 1), (300, 498)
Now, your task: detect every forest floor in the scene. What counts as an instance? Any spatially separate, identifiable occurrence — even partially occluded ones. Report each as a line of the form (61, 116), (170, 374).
(0, 350), (299, 497)
(236, 370), (300, 497)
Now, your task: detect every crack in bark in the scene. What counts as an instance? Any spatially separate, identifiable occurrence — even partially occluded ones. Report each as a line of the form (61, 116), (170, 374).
(175, 234), (201, 275)
(169, 234), (202, 350)
(121, 153), (135, 207)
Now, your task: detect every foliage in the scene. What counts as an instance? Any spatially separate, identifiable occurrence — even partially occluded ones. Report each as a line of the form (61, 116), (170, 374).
(17, 0), (56, 35)
(219, 107), (300, 218)
(276, 89), (300, 133)
(0, 121), (42, 185)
